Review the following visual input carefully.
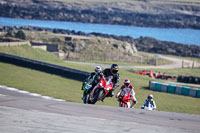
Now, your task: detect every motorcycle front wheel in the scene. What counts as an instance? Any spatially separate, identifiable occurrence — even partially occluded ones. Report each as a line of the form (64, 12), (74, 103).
(83, 93), (90, 104)
(120, 102), (127, 108)
(91, 89), (103, 104)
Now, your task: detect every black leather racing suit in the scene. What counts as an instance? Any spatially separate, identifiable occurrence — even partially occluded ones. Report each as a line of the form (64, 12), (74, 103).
(82, 72), (103, 93)
(102, 68), (120, 96)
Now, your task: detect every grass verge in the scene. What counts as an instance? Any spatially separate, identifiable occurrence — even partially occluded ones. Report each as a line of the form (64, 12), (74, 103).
(0, 45), (200, 114)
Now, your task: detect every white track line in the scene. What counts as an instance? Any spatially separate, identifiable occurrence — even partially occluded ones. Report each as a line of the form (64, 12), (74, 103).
(0, 94), (6, 96)
(0, 85), (65, 102)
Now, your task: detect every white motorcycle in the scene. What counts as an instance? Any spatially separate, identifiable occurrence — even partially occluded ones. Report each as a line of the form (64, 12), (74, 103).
(141, 103), (155, 110)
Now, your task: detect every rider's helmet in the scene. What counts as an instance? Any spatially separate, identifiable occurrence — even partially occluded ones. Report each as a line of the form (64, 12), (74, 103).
(111, 64), (119, 74)
(147, 94), (153, 100)
(124, 79), (130, 87)
(95, 66), (102, 73)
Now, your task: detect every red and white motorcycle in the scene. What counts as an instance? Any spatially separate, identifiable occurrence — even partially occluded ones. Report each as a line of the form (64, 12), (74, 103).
(117, 90), (131, 108)
(90, 77), (113, 104)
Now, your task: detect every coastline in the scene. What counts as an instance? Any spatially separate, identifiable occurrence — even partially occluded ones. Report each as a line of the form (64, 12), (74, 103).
(0, 0), (200, 29)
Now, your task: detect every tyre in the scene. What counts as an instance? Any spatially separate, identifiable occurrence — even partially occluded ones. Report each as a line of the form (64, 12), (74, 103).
(91, 89), (103, 104)
(121, 103), (127, 108)
(119, 102), (123, 107)
(83, 93), (90, 104)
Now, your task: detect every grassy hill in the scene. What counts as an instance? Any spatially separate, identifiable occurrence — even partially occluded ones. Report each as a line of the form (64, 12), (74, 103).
(0, 45), (200, 114)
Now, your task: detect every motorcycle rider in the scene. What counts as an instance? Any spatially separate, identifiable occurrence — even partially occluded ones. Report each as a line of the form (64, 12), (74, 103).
(81, 66), (103, 92)
(116, 79), (137, 108)
(141, 94), (157, 110)
(102, 64), (120, 98)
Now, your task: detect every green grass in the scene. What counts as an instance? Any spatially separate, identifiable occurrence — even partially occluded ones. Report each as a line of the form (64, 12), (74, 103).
(0, 45), (63, 64)
(0, 45), (93, 71)
(118, 69), (200, 114)
(136, 68), (200, 77)
(70, 52), (172, 66)
(0, 45), (200, 114)
(166, 54), (200, 64)
(69, 59), (150, 66)
(0, 62), (83, 102)
(155, 68), (200, 77)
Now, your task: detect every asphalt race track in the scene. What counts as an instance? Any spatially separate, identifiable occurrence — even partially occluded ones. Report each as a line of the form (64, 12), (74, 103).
(0, 87), (200, 133)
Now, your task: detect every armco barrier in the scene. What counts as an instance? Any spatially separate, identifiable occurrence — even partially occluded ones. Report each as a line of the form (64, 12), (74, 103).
(149, 81), (200, 98)
(0, 52), (90, 81)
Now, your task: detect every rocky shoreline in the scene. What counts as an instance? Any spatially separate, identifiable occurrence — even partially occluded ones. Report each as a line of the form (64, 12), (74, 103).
(0, 0), (200, 29)
(1, 26), (199, 58)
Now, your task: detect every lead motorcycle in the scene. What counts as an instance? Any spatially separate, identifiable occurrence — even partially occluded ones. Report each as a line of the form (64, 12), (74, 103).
(90, 77), (113, 104)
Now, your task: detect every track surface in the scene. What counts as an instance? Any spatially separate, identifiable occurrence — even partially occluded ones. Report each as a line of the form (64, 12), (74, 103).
(0, 87), (200, 133)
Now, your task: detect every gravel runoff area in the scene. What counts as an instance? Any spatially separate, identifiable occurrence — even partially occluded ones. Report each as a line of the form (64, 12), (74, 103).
(0, 86), (200, 133)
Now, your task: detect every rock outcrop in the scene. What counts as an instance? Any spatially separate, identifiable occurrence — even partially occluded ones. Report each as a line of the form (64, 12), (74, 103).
(0, 26), (138, 61)
(0, 0), (200, 29)
(134, 37), (200, 57)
